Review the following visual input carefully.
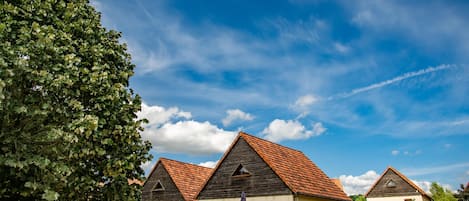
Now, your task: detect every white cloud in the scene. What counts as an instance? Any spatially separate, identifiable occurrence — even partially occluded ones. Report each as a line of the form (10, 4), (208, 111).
(222, 109), (254, 126)
(294, 94), (318, 108)
(466, 170), (469, 176)
(138, 102), (191, 126)
(141, 160), (154, 172)
(142, 120), (236, 155)
(415, 181), (453, 193)
(340, 170), (450, 195)
(292, 94), (320, 118)
(412, 180), (432, 193)
(312, 122), (326, 135)
(198, 160), (218, 168)
(138, 103), (236, 155)
(262, 119), (326, 142)
(339, 170), (380, 195)
(391, 150), (399, 155)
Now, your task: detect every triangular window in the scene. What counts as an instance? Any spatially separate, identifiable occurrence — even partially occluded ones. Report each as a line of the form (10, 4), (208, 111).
(152, 180), (165, 191)
(232, 164), (251, 177)
(386, 179), (396, 188)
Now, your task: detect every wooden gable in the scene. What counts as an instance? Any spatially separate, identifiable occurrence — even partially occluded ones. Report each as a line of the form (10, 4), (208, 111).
(142, 161), (185, 201)
(197, 137), (291, 199)
(366, 167), (427, 198)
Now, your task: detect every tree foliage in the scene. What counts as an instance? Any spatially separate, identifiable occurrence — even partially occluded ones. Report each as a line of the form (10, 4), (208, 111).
(350, 194), (367, 201)
(431, 182), (457, 201)
(0, 0), (152, 200)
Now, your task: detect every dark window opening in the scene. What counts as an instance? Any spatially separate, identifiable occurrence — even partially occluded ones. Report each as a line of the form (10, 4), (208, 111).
(152, 180), (165, 191)
(386, 179), (397, 188)
(232, 164), (251, 177)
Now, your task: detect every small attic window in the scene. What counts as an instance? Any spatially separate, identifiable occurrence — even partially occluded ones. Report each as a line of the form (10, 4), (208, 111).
(152, 180), (165, 191)
(386, 179), (397, 188)
(232, 164), (251, 177)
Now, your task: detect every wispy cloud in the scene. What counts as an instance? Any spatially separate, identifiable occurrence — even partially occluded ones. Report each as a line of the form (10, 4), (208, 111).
(331, 64), (457, 99)
(402, 162), (469, 176)
(129, 0), (286, 73)
(344, 0), (469, 60)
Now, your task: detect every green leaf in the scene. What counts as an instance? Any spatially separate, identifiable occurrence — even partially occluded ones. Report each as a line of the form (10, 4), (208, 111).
(42, 189), (59, 201)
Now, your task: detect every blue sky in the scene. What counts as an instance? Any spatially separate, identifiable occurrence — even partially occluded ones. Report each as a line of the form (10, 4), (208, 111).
(92, 0), (469, 194)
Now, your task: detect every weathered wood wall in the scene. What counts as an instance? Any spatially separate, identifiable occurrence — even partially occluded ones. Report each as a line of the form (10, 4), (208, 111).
(367, 170), (420, 197)
(198, 138), (292, 199)
(142, 163), (185, 201)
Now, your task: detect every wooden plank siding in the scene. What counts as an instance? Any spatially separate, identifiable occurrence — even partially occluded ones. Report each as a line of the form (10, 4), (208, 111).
(198, 138), (292, 199)
(367, 169), (420, 198)
(142, 163), (185, 201)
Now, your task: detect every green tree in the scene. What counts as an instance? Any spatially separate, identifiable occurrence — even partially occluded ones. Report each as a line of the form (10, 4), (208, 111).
(431, 182), (457, 201)
(0, 0), (152, 200)
(350, 194), (367, 201)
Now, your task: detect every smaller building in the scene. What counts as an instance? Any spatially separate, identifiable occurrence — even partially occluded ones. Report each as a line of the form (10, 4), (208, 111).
(366, 166), (431, 201)
(142, 158), (212, 201)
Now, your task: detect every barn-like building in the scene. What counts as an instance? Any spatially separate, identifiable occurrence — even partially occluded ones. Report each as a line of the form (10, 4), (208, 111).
(142, 158), (212, 201)
(197, 132), (350, 201)
(143, 132), (350, 201)
(365, 166), (432, 201)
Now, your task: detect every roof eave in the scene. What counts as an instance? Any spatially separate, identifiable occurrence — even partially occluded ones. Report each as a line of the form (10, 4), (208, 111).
(296, 191), (352, 201)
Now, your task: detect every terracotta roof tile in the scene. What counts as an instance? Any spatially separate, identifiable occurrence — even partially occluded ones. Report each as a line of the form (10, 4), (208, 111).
(365, 166), (431, 200)
(239, 132), (351, 201)
(331, 179), (344, 191)
(160, 158), (213, 201)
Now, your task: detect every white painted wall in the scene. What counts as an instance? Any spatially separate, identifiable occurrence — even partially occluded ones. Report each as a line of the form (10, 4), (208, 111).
(200, 194), (294, 201)
(368, 195), (426, 201)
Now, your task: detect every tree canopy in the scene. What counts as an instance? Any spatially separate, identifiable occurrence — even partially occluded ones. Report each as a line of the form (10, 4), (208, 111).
(350, 194), (367, 201)
(431, 182), (457, 201)
(0, 0), (151, 200)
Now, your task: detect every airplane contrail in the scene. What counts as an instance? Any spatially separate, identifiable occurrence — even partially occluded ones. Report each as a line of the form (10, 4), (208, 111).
(328, 64), (458, 100)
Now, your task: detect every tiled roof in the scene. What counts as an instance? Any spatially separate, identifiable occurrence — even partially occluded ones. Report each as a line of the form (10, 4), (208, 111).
(365, 166), (431, 200)
(238, 132), (351, 201)
(331, 178), (344, 191)
(160, 158), (213, 201)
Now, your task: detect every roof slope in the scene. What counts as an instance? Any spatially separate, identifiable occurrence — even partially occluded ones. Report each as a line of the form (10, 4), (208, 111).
(331, 179), (344, 191)
(365, 166), (431, 200)
(160, 158), (213, 201)
(239, 132), (351, 201)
